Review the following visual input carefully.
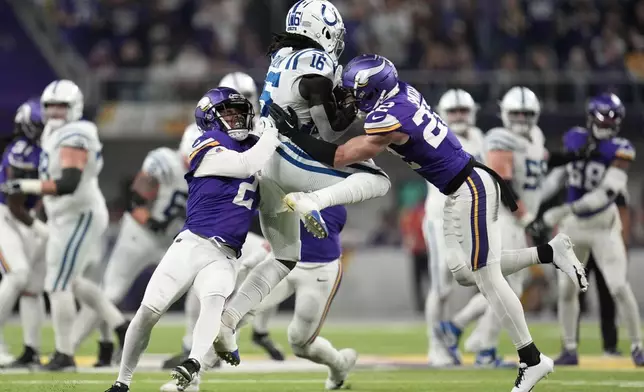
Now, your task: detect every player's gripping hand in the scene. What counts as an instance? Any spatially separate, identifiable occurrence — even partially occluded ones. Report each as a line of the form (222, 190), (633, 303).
(268, 103), (299, 137)
(0, 179), (25, 195)
(543, 204), (572, 228)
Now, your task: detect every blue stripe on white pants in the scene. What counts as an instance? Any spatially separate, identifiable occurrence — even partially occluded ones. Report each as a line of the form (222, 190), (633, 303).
(61, 211), (93, 290)
(465, 170), (489, 270)
(53, 214), (86, 291)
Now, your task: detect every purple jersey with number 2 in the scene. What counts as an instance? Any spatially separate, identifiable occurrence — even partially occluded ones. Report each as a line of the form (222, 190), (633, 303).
(0, 137), (42, 209)
(563, 127), (635, 207)
(182, 130), (260, 250)
(363, 82), (471, 193)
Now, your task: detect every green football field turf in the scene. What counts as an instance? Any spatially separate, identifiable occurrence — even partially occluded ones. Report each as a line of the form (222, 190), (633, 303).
(0, 319), (641, 392)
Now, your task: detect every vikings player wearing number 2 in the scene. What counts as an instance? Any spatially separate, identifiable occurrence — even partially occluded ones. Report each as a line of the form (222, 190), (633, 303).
(70, 124), (198, 367)
(541, 93), (644, 367)
(105, 87), (283, 392)
(271, 54), (590, 392)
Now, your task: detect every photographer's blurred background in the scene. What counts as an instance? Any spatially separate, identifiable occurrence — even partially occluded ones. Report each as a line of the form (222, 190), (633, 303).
(3, 0), (644, 317)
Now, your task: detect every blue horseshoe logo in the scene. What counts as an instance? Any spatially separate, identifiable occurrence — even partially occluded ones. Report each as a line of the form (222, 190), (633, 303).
(321, 4), (338, 26)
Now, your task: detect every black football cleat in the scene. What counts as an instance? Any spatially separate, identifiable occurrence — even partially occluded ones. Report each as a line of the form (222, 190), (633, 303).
(42, 351), (75, 371)
(162, 351), (189, 370)
(170, 358), (200, 390)
(252, 330), (285, 361)
(94, 341), (115, 367)
(5, 345), (40, 369)
(105, 381), (129, 391)
(115, 320), (130, 349)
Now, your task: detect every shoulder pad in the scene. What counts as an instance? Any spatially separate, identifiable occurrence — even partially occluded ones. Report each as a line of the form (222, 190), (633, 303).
(563, 128), (589, 152)
(142, 148), (175, 183)
(188, 133), (226, 162)
(283, 49), (335, 79)
(611, 137), (636, 161)
(364, 111), (401, 134)
(55, 121), (99, 150)
(485, 127), (519, 152)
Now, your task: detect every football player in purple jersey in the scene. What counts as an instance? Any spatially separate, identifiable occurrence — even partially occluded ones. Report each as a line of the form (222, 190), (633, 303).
(105, 87), (282, 392)
(269, 54), (591, 392)
(0, 99), (48, 369)
(540, 93), (643, 367)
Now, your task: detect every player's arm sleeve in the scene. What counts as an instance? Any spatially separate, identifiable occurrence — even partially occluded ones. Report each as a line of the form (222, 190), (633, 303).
(54, 129), (94, 195)
(194, 126), (280, 179)
(300, 74), (355, 141)
(540, 166), (566, 203)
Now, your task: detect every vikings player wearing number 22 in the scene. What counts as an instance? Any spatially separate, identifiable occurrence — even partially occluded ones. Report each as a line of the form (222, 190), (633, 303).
(273, 54), (589, 392)
(105, 87), (283, 392)
(540, 93), (644, 367)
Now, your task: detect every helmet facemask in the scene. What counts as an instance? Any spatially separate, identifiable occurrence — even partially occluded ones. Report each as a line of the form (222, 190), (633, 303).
(444, 107), (473, 134)
(504, 110), (538, 135)
(588, 110), (621, 140)
(214, 101), (255, 141)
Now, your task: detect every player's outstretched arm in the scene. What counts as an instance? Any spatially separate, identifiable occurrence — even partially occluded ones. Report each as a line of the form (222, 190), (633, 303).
(5, 165), (35, 225)
(571, 159), (630, 214)
(194, 119), (280, 179)
(1, 146), (86, 196)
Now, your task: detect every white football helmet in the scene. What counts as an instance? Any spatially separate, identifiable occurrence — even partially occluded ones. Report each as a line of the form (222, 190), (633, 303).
(500, 86), (541, 135)
(285, 0), (345, 61)
(40, 79), (84, 124)
(218, 72), (259, 116)
(437, 89), (477, 134)
(179, 123), (201, 159)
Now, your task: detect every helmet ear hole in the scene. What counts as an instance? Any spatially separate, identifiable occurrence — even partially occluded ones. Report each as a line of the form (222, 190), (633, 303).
(326, 30), (331, 39)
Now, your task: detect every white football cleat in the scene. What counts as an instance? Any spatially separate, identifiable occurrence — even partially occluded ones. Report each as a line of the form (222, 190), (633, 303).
(160, 374), (200, 392)
(549, 233), (588, 292)
(283, 192), (328, 239)
(511, 354), (554, 392)
(0, 344), (15, 367)
(325, 348), (358, 390)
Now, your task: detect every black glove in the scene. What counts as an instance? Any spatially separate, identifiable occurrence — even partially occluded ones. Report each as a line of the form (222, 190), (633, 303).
(525, 219), (547, 239)
(268, 103), (299, 137)
(333, 86), (355, 109)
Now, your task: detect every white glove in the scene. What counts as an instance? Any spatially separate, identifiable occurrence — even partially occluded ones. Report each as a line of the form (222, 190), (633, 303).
(543, 204), (572, 228)
(0, 179), (42, 195)
(333, 64), (344, 88)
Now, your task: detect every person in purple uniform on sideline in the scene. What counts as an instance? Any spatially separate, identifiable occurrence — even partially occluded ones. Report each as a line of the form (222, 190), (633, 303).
(540, 93), (644, 367)
(106, 87), (282, 392)
(268, 54), (590, 392)
(0, 99), (48, 369)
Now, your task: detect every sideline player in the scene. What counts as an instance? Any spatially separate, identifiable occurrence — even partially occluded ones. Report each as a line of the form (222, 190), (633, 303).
(105, 87), (283, 392)
(1, 80), (129, 370)
(540, 93), (644, 366)
(423, 89), (485, 366)
(215, 0), (391, 362)
(71, 124), (198, 366)
(269, 54), (590, 392)
(0, 99), (47, 368)
(161, 205), (355, 392)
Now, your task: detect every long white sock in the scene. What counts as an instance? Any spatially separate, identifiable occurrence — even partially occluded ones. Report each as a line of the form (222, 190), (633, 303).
(425, 287), (445, 354)
(473, 263), (532, 349)
(49, 291), (77, 355)
(613, 284), (643, 349)
(182, 289), (200, 351)
(253, 306), (277, 334)
(189, 295), (226, 366)
(0, 275), (23, 326)
(19, 294), (44, 350)
(310, 173), (390, 210)
(292, 336), (344, 368)
(470, 307), (503, 351)
(452, 293), (488, 329)
(557, 271), (578, 351)
(453, 247), (543, 287)
(221, 258), (291, 330)
(117, 306), (161, 386)
(72, 306), (100, 351)
(99, 321), (112, 343)
(72, 277), (125, 328)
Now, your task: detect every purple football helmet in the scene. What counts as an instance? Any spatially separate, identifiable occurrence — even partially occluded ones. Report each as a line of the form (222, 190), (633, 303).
(194, 87), (254, 141)
(341, 54), (399, 113)
(14, 98), (44, 141)
(587, 93), (625, 140)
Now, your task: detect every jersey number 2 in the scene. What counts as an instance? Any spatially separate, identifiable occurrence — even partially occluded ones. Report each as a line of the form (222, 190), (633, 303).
(413, 103), (448, 148)
(233, 177), (259, 210)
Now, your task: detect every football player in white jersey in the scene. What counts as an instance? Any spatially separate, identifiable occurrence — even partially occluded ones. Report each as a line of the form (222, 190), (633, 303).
(541, 93), (644, 366)
(215, 0), (391, 361)
(423, 89), (485, 366)
(1, 80), (129, 370)
(71, 124), (198, 366)
(434, 87), (549, 367)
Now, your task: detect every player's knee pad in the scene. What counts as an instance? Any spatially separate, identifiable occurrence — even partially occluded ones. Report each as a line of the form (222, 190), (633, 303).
(287, 317), (316, 350)
(140, 303), (163, 320)
(452, 266), (476, 287)
(607, 281), (629, 300)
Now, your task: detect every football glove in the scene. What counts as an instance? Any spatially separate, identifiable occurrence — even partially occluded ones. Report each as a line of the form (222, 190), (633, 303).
(542, 204), (572, 228)
(268, 103), (299, 137)
(0, 179), (25, 195)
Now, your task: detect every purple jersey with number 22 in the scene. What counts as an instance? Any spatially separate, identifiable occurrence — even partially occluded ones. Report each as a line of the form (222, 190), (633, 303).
(362, 82), (471, 194)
